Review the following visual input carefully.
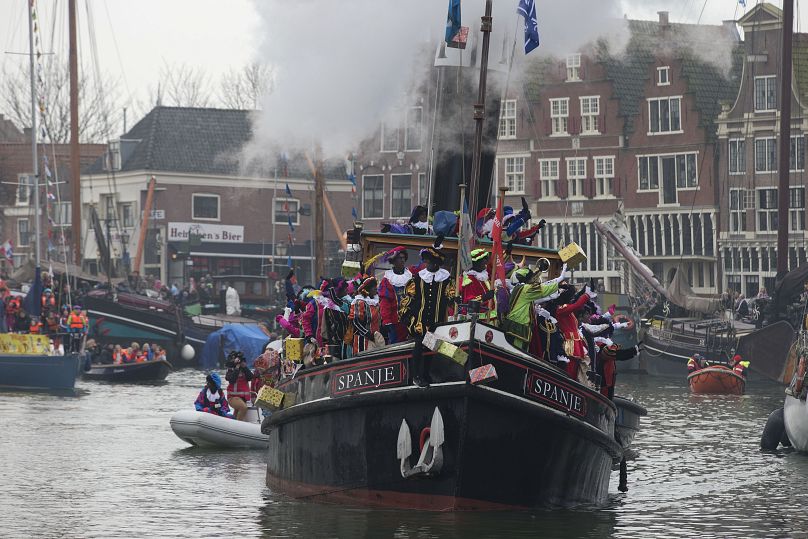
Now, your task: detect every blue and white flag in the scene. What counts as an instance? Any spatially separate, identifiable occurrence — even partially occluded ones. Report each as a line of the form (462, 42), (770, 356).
(285, 183), (292, 197)
(445, 0), (461, 43)
(288, 215), (295, 232)
(351, 207), (358, 220)
(517, 0), (540, 55)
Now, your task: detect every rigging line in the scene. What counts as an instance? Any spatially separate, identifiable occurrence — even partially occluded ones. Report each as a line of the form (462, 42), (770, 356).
(100, 0), (136, 110)
(696, 0), (709, 25)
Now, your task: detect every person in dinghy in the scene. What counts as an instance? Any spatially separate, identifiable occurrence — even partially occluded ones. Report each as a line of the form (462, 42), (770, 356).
(195, 372), (231, 418)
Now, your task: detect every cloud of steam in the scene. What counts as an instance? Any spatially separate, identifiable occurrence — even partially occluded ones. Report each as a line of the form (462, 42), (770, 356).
(243, 0), (735, 168)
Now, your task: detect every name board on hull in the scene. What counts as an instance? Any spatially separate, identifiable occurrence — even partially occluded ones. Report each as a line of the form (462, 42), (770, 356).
(331, 360), (406, 396)
(167, 222), (244, 243)
(524, 370), (587, 417)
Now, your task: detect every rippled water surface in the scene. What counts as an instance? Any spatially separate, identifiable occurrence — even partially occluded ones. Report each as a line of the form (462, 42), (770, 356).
(2, 371), (807, 538)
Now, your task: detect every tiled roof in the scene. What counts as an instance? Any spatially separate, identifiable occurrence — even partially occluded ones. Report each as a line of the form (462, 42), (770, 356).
(84, 106), (345, 179)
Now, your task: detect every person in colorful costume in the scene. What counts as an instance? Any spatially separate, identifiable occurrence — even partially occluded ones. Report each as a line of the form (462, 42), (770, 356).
(195, 372), (231, 417)
(349, 276), (383, 355)
(378, 247), (413, 344)
(502, 264), (566, 352)
(317, 278), (350, 360)
(225, 350), (254, 421)
(398, 246), (458, 387)
(555, 282), (597, 386)
(459, 248), (496, 323)
(251, 347), (281, 395)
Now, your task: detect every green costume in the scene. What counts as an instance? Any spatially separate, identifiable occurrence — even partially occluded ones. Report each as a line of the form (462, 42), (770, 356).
(503, 281), (560, 351)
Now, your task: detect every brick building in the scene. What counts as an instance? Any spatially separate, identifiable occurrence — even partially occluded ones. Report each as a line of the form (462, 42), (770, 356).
(496, 11), (741, 294)
(717, 3), (808, 296)
(0, 114), (105, 273)
(80, 106), (355, 285)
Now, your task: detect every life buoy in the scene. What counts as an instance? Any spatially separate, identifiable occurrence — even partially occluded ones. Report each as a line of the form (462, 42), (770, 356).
(613, 314), (635, 331)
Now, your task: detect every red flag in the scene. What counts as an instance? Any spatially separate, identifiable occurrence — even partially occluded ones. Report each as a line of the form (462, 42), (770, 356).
(491, 194), (507, 286)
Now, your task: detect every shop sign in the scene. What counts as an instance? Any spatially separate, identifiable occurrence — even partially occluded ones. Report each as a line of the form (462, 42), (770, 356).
(167, 222), (244, 243)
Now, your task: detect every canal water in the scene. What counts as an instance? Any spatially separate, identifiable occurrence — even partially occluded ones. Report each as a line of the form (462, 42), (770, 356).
(2, 371), (807, 538)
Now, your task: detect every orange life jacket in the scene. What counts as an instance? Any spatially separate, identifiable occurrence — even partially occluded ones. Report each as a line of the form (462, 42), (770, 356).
(68, 313), (84, 330)
(29, 321), (43, 334)
(41, 295), (55, 308)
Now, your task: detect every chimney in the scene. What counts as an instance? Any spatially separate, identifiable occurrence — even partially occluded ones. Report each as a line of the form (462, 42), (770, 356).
(658, 11), (670, 27)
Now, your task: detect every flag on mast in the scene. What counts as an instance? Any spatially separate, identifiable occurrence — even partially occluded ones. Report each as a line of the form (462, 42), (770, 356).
(517, 0), (540, 55)
(445, 0), (461, 43)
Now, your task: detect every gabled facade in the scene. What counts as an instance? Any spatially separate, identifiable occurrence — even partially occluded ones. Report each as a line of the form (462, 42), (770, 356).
(496, 12), (741, 294)
(717, 3), (808, 296)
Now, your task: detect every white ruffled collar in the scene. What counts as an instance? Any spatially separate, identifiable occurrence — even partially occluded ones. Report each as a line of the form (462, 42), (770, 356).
(384, 268), (412, 288)
(419, 268), (451, 283)
(206, 389), (221, 402)
(351, 295), (380, 306)
(412, 221), (430, 230)
(315, 294), (341, 311)
(465, 269), (489, 282)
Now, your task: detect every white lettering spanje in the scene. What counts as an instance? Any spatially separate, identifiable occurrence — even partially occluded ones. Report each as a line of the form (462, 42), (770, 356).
(333, 363), (402, 395)
(531, 376), (584, 414)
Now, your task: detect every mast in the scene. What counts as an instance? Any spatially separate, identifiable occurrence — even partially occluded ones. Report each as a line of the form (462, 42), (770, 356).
(27, 0), (40, 269)
(777, 0), (794, 278)
(314, 159), (325, 281)
(467, 0), (493, 218)
(133, 176), (156, 275)
(69, 0), (81, 265)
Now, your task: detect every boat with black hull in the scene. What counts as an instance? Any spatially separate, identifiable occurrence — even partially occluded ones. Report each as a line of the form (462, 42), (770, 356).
(263, 321), (623, 510)
(82, 358), (172, 382)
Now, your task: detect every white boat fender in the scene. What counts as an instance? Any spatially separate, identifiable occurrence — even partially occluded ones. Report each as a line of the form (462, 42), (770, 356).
(761, 407), (791, 450)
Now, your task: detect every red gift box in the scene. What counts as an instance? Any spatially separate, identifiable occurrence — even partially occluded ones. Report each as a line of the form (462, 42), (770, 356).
(469, 364), (498, 385)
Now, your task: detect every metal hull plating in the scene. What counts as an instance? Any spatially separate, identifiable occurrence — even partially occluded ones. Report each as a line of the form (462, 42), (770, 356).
(613, 396), (647, 451)
(0, 353), (83, 391)
(263, 323), (622, 510)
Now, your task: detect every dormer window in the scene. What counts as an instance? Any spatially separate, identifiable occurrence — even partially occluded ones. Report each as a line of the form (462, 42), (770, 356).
(657, 66), (670, 86)
(566, 53), (581, 81)
(105, 140), (121, 171)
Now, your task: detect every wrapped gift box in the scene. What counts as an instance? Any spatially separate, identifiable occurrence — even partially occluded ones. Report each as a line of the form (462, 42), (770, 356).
(422, 331), (442, 352)
(469, 364), (498, 385)
(559, 242), (587, 269)
(284, 337), (304, 362)
(255, 385), (285, 410)
(341, 260), (362, 279)
(437, 341), (468, 366)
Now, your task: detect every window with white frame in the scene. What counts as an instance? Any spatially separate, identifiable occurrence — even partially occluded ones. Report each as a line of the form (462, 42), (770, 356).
(566, 157), (586, 197)
(648, 97), (681, 133)
(53, 201), (71, 226)
(16, 174), (32, 205)
(675, 153), (698, 188)
(539, 158), (559, 198)
(757, 188), (778, 232)
(754, 76), (777, 112)
(192, 194), (220, 221)
(566, 53), (581, 81)
(362, 175), (384, 218)
(638, 156), (660, 190)
(791, 135), (805, 171)
(504, 157), (526, 193)
(391, 174), (412, 218)
(550, 98), (569, 135)
(380, 122), (399, 152)
(273, 198), (300, 225)
(791, 187), (806, 231)
(754, 137), (777, 172)
(594, 156), (614, 197)
(405, 106), (423, 151)
(498, 99), (517, 139)
(580, 96), (600, 134)
(120, 202), (135, 228)
(17, 218), (30, 247)
(729, 188), (753, 233)
(729, 139), (746, 174)
(657, 66), (670, 86)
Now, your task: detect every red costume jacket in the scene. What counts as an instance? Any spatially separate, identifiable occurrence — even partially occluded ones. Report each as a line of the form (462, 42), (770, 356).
(378, 268), (412, 326)
(555, 292), (591, 378)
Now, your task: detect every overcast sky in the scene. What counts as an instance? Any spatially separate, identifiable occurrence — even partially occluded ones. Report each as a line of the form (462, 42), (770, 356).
(0, 0), (799, 134)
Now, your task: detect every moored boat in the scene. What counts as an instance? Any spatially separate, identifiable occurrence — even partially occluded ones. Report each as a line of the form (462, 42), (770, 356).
(0, 352), (84, 391)
(170, 408), (268, 449)
(687, 366), (745, 395)
(82, 358), (172, 382)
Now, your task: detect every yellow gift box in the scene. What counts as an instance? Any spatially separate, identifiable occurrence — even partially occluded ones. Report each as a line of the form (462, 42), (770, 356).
(284, 338), (304, 362)
(255, 385), (285, 410)
(559, 242), (587, 269)
(341, 260), (361, 279)
(437, 341), (468, 366)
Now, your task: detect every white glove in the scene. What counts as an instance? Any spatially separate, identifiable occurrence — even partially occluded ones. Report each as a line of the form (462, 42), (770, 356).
(550, 264), (568, 285)
(556, 355), (570, 364)
(585, 285), (597, 299)
(613, 321), (630, 330)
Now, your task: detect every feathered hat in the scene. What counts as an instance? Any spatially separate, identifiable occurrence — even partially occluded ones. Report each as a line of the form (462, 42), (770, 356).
(383, 246), (408, 262)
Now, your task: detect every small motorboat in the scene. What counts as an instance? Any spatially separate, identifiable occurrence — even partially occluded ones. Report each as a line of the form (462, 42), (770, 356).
(170, 407), (269, 449)
(82, 359), (172, 382)
(688, 366), (746, 395)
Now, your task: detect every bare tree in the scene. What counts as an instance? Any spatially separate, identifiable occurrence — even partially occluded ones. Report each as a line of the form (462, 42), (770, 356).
(0, 61), (120, 143)
(219, 63), (273, 110)
(158, 63), (212, 108)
